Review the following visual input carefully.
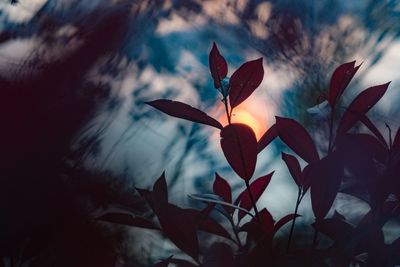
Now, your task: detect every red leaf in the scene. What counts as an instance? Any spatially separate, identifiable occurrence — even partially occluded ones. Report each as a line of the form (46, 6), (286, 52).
(97, 212), (160, 230)
(274, 214), (300, 234)
(213, 173), (233, 214)
(337, 82), (390, 135)
(209, 42), (228, 89)
(240, 208), (274, 241)
(203, 242), (234, 267)
(153, 171), (168, 204)
(328, 61), (361, 107)
(257, 123), (278, 153)
(282, 152), (303, 187)
(312, 218), (354, 241)
(309, 153), (344, 220)
(185, 209), (231, 240)
(158, 204), (199, 260)
(359, 114), (387, 147)
(220, 123), (258, 181)
(276, 116), (319, 163)
(198, 218), (231, 240)
(146, 99), (223, 129)
(237, 172), (274, 220)
(258, 208), (275, 235)
(229, 58), (264, 108)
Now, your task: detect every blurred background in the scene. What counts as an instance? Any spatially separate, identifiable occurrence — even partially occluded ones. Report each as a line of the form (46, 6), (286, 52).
(0, 0), (399, 266)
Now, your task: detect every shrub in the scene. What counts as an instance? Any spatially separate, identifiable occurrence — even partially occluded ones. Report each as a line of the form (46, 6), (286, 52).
(99, 43), (400, 267)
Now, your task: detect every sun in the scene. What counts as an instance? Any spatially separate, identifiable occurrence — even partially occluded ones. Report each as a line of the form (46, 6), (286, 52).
(219, 106), (266, 140)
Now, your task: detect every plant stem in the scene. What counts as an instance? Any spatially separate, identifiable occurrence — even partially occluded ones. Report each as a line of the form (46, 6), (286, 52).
(224, 98), (231, 124)
(229, 216), (243, 248)
(286, 188), (302, 252)
(245, 180), (261, 222)
(385, 123), (392, 149)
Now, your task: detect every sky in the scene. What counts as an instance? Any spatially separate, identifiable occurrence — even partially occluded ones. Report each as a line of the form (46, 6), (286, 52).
(1, 0), (400, 264)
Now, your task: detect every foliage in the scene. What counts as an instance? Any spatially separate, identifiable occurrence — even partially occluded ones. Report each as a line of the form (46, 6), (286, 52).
(100, 43), (400, 266)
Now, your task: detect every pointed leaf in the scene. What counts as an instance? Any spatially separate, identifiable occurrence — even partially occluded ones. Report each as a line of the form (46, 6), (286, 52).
(238, 172), (274, 220)
(97, 212), (159, 230)
(257, 123), (278, 153)
(209, 42), (228, 89)
(328, 61), (360, 107)
(203, 242), (235, 267)
(185, 209), (231, 240)
(157, 204), (199, 260)
(337, 82), (390, 135)
(276, 116), (319, 163)
(274, 214), (300, 234)
(146, 99), (223, 129)
(220, 123), (258, 180)
(229, 58), (264, 108)
(213, 173), (233, 214)
(282, 152), (303, 187)
(153, 171), (168, 204)
(312, 218), (354, 241)
(258, 208), (275, 235)
(359, 114), (387, 147)
(240, 208), (274, 241)
(309, 153), (344, 220)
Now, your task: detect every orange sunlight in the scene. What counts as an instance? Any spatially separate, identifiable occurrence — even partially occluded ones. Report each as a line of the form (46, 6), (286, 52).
(219, 106), (267, 140)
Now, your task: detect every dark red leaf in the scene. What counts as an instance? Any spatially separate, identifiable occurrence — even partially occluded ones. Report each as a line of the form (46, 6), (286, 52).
(328, 61), (361, 107)
(273, 214), (300, 234)
(153, 171), (168, 204)
(258, 208), (275, 235)
(152, 260), (169, 267)
(198, 218), (231, 240)
(157, 204), (199, 260)
(337, 133), (388, 164)
(276, 116), (319, 163)
(393, 126), (400, 151)
(185, 209), (231, 240)
(359, 114), (387, 147)
(282, 152), (303, 187)
(337, 82), (390, 136)
(301, 164), (313, 192)
(220, 123), (258, 181)
(240, 208), (274, 241)
(309, 153), (344, 220)
(229, 58), (264, 108)
(312, 218), (354, 241)
(257, 123), (278, 153)
(146, 99), (223, 129)
(97, 212), (160, 230)
(237, 172), (274, 220)
(209, 42), (228, 89)
(213, 173), (233, 214)
(203, 242), (235, 267)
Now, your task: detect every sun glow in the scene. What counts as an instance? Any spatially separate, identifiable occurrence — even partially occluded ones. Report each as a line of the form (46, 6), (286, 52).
(219, 106), (266, 140)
